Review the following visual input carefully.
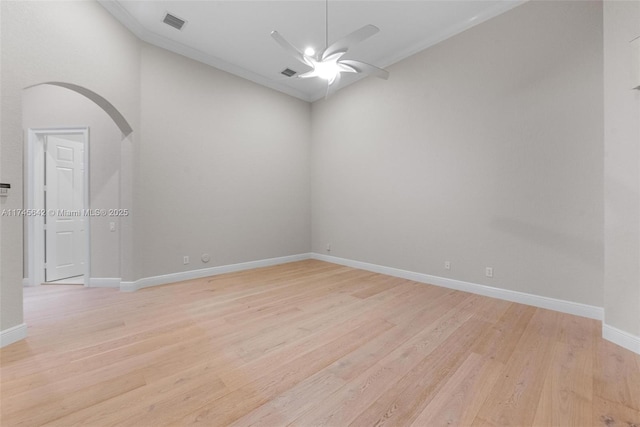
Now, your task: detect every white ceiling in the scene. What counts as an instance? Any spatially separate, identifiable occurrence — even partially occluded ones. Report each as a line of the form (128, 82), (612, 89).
(99, 0), (526, 102)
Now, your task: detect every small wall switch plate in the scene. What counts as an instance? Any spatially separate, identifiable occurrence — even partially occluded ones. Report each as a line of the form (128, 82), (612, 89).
(485, 267), (493, 278)
(183, 256), (189, 265)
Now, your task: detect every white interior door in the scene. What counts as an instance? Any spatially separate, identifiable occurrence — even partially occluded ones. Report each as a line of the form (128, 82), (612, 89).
(45, 135), (85, 282)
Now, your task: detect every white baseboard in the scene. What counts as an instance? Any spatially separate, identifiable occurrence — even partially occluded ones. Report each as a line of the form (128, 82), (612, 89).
(1, 323), (27, 348)
(120, 253), (312, 292)
(23, 277), (122, 288)
(88, 278), (121, 288)
(311, 253), (604, 321)
(603, 323), (640, 355)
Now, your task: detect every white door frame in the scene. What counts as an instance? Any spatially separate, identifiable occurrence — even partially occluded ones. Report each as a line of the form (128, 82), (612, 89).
(26, 127), (90, 286)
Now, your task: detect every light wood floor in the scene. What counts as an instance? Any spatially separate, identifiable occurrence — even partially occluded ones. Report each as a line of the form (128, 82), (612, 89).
(1, 260), (639, 426)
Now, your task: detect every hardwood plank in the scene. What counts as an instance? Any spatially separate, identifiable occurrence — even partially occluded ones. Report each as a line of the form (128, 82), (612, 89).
(228, 292), (470, 427)
(531, 341), (593, 426)
(531, 313), (597, 427)
(592, 331), (640, 427)
(2, 370), (146, 426)
(592, 395), (640, 427)
(43, 362), (228, 426)
(346, 317), (491, 427)
(471, 303), (537, 364)
(175, 318), (395, 426)
(288, 298), (482, 426)
(473, 308), (562, 426)
(408, 352), (504, 427)
(226, 371), (346, 427)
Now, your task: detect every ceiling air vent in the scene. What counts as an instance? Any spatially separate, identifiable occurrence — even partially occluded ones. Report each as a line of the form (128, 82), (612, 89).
(281, 68), (297, 77)
(163, 13), (186, 31)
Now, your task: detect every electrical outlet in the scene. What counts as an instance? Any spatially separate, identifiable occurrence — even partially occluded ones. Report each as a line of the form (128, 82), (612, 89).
(183, 256), (189, 265)
(444, 261), (451, 270)
(485, 267), (493, 278)
(326, 243), (331, 252)
(109, 222), (116, 232)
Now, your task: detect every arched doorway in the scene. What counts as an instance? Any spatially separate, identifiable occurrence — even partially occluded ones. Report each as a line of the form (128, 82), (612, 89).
(23, 83), (133, 287)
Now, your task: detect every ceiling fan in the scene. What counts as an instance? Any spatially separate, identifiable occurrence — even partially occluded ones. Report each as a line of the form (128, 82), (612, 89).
(271, 0), (389, 96)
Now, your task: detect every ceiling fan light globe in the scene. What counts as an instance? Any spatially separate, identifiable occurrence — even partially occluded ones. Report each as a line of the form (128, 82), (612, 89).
(314, 60), (341, 81)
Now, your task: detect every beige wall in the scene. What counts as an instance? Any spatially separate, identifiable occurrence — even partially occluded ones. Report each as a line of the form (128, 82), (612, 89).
(22, 85), (123, 279)
(311, 0), (604, 306)
(137, 45), (311, 278)
(0, 0), (141, 331)
(603, 0), (640, 336)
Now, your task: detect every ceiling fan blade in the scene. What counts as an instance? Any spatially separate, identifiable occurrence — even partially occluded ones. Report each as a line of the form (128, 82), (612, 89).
(323, 52), (346, 63)
(271, 31), (311, 67)
(297, 71), (317, 79)
(338, 62), (358, 74)
(322, 24), (380, 60)
(338, 59), (389, 80)
(325, 72), (342, 99)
